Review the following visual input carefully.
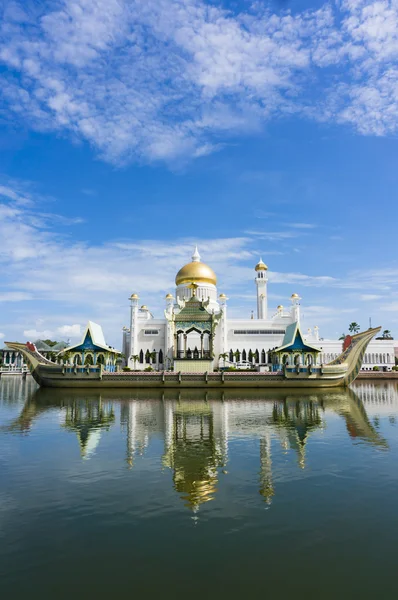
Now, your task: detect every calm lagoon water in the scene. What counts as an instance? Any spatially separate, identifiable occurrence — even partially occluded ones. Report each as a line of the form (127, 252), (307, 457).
(1, 378), (398, 599)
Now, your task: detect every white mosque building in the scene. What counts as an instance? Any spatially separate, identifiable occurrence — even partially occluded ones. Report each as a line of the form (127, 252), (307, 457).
(121, 247), (396, 373)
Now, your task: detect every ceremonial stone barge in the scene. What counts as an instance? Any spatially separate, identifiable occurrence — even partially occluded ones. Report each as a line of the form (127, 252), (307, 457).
(6, 326), (380, 389)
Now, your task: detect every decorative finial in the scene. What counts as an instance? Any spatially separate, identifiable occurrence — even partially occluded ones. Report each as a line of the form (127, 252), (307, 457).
(192, 245), (201, 263)
(188, 282), (199, 296)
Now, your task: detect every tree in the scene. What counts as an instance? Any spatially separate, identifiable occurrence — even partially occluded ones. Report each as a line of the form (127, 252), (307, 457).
(348, 322), (360, 334)
(339, 333), (346, 340)
(130, 354), (139, 369)
(219, 352), (228, 367)
(382, 330), (393, 339)
(42, 339), (58, 347)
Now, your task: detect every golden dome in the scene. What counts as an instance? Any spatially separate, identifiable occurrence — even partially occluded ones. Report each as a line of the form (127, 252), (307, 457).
(175, 261), (217, 286)
(219, 293), (226, 299)
(165, 293), (174, 299)
(277, 304), (283, 309)
(291, 293), (299, 299)
(141, 305), (148, 310)
(255, 259), (268, 271)
(130, 293), (139, 299)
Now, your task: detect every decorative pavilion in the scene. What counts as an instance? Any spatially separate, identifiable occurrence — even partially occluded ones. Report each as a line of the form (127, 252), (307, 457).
(60, 321), (121, 372)
(271, 322), (321, 369)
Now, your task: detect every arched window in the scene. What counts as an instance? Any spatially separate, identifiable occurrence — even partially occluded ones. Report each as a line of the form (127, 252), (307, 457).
(73, 354), (81, 365)
(152, 350), (157, 364)
(145, 350), (151, 364)
(97, 354), (105, 365)
(372, 353), (375, 363)
(235, 349), (240, 362)
(242, 349), (247, 361)
(229, 350), (234, 362)
(158, 349), (163, 365)
(261, 349), (266, 363)
(139, 349), (144, 364)
(248, 349), (253, 362)
(255, 350), (260, 363)
(383, 354), (386, 364)
(375, 353), (379, 364)
(387, 353), (390, 363)
(84, 354), (93, 365)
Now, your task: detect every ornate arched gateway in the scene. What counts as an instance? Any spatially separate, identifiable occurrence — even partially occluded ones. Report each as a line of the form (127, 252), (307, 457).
(170, 293), (221, 373)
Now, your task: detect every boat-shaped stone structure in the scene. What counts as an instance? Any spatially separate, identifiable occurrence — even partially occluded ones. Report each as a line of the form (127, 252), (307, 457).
(5, 326), (380, 389)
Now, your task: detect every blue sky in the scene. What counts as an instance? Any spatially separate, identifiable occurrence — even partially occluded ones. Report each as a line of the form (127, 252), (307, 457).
(0, 0), (397, 346)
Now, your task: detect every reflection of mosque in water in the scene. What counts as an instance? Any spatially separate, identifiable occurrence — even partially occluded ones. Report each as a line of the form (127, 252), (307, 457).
(2, 385), (392, 510)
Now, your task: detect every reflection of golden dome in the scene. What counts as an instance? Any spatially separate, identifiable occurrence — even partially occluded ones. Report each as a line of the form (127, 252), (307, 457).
(175, 262), (217, 286)
(255, 259), (268, 271)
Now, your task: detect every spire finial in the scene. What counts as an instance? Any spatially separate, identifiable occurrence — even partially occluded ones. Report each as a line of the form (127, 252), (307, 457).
(192, 245), (201, 262)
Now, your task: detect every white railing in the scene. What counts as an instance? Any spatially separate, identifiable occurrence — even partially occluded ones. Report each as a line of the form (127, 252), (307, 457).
(0, 365), (29, 374)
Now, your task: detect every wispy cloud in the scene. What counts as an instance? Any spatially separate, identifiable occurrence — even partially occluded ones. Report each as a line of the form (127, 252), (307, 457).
(285, 223), (317, 229)
(0, 0), (397, 165)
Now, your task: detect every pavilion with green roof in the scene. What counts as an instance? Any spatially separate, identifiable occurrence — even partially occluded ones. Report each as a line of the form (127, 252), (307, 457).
(271, 322), (321, 369)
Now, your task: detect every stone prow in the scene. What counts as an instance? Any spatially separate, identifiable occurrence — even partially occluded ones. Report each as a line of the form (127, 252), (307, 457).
(5, 342), (55, 372)
(326, 327), (381, 385)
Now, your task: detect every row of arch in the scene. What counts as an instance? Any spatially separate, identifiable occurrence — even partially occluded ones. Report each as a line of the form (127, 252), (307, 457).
(320, 352), (392, 365)
(228, 349), (267, 364)
(363, 353), (391, 364)
(138, 349), (164, 365)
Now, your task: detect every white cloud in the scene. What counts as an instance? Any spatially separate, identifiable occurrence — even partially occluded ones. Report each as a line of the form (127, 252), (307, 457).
(0, 292), (32, 301)
(359, 294), (383, 301)
(57, 324), (81, 338)
(23, 324), (82, 341)
(0, 333), (4, 339)
(0, 0), (397, 165)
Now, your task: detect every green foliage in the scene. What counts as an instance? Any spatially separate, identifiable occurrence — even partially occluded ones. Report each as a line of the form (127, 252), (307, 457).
(144, 366), (153, 371)
(42, 339), (57, 347)
(392, 366), (398, 371)
(382, 330), (393, 339)
(339, 333), (346, 340)
(372, 365), (380, 371)
(348, 322), (360, 334)
(122, 367), (132, 372)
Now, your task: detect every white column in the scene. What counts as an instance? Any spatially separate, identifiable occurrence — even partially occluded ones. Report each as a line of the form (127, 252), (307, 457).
(255, 268), (268, 320)
(129, 294), (139, 361)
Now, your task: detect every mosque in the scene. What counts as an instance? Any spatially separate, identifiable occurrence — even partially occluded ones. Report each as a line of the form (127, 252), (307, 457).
(122, 247), (395, 372)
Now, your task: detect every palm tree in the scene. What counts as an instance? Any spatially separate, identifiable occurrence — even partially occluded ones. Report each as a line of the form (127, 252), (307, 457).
(219, 352), (228, 367)
(130, 354), (139, 369)
(338, 333), (346, 340)
(348, 322), (360, 334)
(382, 330), (392, 339)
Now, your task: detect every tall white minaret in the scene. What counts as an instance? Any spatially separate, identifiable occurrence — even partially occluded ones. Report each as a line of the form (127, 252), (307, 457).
(129, 293), (139, 362)
(255, 259), (268, 319)
(290, 293), (301, 323)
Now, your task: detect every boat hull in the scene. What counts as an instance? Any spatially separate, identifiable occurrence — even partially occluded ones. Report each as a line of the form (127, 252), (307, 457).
(5, 326), (381, 389)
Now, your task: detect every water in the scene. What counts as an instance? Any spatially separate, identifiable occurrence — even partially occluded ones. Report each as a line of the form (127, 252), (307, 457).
(1, 378), (398, 599)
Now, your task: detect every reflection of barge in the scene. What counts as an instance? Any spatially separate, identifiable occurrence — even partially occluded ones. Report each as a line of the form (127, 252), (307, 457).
(6, 327), (380, 389)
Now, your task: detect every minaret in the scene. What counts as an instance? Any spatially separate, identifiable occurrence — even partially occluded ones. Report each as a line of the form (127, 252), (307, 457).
(290, 293), (301, 323)
(129, 293), (139, 362)
(219, 293), (228, 358)
(255, 259), (268, 319)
